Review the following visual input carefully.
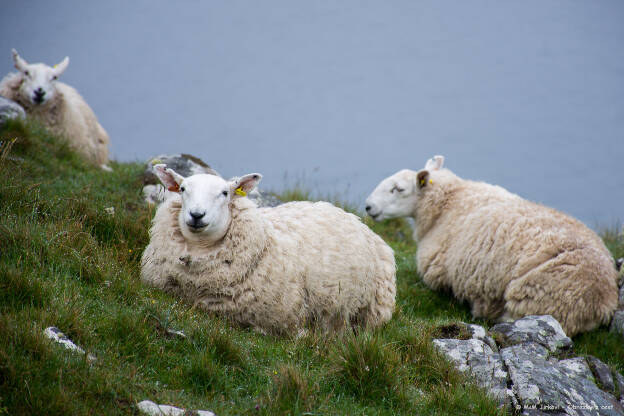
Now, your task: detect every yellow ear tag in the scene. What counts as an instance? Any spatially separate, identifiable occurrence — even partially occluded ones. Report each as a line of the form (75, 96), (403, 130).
(235, 187), (246, 197)
(429, 179), (433, 185)
(53, 64), (58, 68)
(420, 179), (425, 186)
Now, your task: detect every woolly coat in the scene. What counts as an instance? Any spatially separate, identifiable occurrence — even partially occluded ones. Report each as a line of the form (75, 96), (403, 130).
(414, 168), (618, 336)
(141, 197), (396, 335)
(0, 72), (109, 165)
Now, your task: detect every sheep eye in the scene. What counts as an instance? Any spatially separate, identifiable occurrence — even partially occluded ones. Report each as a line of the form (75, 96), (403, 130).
(180, 186), (185, 192)
(24, 70), (29, 76)
(52, 75), (58, 80)
(222, 190), (228, 197)
(391, 186), (405, 194)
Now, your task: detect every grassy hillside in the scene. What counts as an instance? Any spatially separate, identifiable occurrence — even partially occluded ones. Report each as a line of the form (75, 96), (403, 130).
(0, 119), (622, 415)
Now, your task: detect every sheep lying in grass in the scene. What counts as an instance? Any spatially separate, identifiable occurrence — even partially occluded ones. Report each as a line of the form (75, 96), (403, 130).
(0, 49), (110, 169)
(141, 165), (396, 335)
(365, 155), (618, 336)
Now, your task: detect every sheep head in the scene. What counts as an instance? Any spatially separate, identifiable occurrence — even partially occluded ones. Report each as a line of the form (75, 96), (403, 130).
(153, 164), (262, 244)
(365, 155), (444, 221)
(11, 49), (69, 106)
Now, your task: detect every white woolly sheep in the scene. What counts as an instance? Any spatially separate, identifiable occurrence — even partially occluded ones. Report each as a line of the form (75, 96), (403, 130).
(0, 49), (110, 169)
(365, 155), (618, 336)
(141, 165), (396, 335)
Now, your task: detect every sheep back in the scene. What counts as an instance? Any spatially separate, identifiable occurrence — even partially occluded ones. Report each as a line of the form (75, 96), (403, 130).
(141, 197), (396, 335)
(416, 170), (618, 336)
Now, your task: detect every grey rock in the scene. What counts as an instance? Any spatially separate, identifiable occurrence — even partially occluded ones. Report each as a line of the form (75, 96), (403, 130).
(0, 95), (25, 127)
(466, 323), (498, 352)
(501, 343), (623, 416)
(143, 153), (219, 185)
(619, 285), (624, 307)
(433, 338), (510, 405)
(142, 154), (282, 208)
(44, 326), (96, 362)
(559, 357), (594, 383)
(137, 400), (215, 416)
(587, 356), (616, 394)
(610, 311), (624, 337)
(615, 372), (624, 403)
(490, 315), (573, 353)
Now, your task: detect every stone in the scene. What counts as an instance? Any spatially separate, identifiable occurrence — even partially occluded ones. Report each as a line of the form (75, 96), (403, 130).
(142, 153), (282, 208)
(44, 326), (96, 362)
(143, 153), (219, 185)
(466, 323), (498, 352)
(137, 400), (215, 416)
(610, 311), (624, 337)
(559, 357), (594, 383)
(433, 338), (509, 404)
(490, 315), (573, 353)
(587, 356), (617, 394)
(0, 95), (25, 127)
(501, 343), (623, 416)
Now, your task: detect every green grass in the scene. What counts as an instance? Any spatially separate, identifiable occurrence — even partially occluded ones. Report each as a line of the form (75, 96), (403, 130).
(0, 119), (622, 415)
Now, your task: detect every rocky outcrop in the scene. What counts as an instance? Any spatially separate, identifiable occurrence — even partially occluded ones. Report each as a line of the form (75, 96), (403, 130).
(137, 400), (215, 416)
(433, 315), (624, 415)
(43, 326), (96, 362)
(142, 154), (282, 208)
(0, 95), (25, 127)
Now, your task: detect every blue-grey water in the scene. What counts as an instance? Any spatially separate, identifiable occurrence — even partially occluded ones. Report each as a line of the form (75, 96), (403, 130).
(2, 1), (623, 227)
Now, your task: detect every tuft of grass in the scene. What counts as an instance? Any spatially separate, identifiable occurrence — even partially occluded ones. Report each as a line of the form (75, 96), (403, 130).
(262, 364), (318, 415)
(329, 331), (407, 406)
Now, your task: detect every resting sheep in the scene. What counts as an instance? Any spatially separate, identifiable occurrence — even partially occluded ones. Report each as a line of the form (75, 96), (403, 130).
(0, 49), (110, 169)
(141, 165), (396, 335)
(365, 155), (618, 336)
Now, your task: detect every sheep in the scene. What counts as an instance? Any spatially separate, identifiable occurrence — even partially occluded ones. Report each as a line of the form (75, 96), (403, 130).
(365, 155), (618, 336)
(0, 49), (110, 169)
(141, 165), (396, 335)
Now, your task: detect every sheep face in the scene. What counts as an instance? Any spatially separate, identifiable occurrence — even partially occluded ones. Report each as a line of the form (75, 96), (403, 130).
(11, 49), (69, 106)
(365, 155), (444, 221)
(365, 169), (420, 221)
(153, 164), (262, 244)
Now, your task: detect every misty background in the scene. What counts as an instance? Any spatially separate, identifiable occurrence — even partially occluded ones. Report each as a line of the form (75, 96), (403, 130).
(2, 1), (623, 227)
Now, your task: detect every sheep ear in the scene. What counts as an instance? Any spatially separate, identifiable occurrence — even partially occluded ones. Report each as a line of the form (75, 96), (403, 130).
(52, 56), (69, 77)
(230, 173), (262, 197)
(416, 170), (429, 189)
(153, 164), (185, 192)
(11, 49), (28, 72)
(424, 155), (444, 171)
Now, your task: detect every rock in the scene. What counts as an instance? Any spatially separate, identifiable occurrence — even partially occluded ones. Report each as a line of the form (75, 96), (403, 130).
(619, 285), (624, 307)
(501, 343), (623, 416)
(143, 153), (219, 185)
(44, 326), (96, 362)
(466, 323), (498, 352)
(433, 338), (509, 405)
(0, 95), (25, 127)
(137, 400), (215, 416)
(616, 258), (623, 273)
(490, 315), (573, 353)
(587, 356), (616, 394)
(610, 311), (624, 337)
(142, 154), (282, 208)
(558, 357), (594, 382)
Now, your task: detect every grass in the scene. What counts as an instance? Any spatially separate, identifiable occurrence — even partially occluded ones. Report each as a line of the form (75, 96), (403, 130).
(0, 118), (622, 415)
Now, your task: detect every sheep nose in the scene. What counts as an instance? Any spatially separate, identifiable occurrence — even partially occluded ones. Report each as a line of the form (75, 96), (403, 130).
(35, 88), (45, 96)
(365, 205), (372, 213)
(190, 211), (205, 220)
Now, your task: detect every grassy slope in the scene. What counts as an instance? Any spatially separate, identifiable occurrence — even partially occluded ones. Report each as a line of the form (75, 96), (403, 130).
(0, 120), (621, 415)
